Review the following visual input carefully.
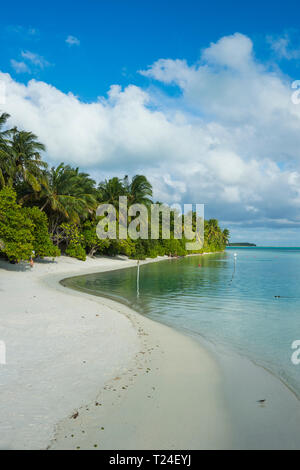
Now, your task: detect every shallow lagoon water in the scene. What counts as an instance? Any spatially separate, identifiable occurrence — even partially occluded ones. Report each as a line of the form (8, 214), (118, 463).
(63, 247), (300, 397)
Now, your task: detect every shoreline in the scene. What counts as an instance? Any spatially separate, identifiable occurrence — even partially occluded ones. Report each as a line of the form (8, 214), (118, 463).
(49, 288), (232, 450)
(0, 254), (231, 450)
(45, 255), (232, 450)
(60, 253), (300, 401)
(1, 255), (300, 449)
(41, 255), (300, 450)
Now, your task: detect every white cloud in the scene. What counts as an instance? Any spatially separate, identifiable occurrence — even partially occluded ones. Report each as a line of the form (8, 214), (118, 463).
(21, 50), (50, 69)
(65, 35), (80, 46)
(202, 33), (253, 69)
(2, 32), (300, 243)
(6, 25), (39, 38)
(10, 59), (31, 74)
(267, 33), (300, 60)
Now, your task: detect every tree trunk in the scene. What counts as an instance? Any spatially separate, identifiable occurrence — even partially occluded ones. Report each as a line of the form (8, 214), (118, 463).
(89, 247), (97, 257)
(40, 200), (49, 212)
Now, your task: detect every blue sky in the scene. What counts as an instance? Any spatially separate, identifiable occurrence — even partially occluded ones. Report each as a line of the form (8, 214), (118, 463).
(2, 0), (300, 99)
(1, 0), (300, 245)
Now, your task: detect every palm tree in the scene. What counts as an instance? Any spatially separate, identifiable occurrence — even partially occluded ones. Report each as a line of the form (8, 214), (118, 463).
(222, 228), (230, 245)
(0, 112), (10, 136)
(205, 219), (220, 243)
(98, 174), (153, 207)
(126, 174), (153, 206)
(97, 177), (125, 207)
(0, 112), (13, 188)
(37, 163), (97, 234)
(97, 175), (153, 235)
(9, 129), (47, 191)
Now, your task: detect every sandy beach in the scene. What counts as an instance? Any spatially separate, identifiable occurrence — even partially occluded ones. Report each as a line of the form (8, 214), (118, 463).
(0, 255), (300, 450)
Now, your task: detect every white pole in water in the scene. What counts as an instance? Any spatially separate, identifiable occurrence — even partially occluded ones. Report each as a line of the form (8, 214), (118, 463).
(137, 260), (140, 297)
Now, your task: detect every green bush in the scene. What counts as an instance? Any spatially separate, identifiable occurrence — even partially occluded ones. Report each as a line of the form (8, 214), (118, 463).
(65, 243), (86, 261)
(0, 187), (34, 262)
(162, 238), (187, 257)
(24, 207), (60, 259)
(60, 223), (86, 261)
(129, 239), (147, 259)
(81, 220), (110, 257)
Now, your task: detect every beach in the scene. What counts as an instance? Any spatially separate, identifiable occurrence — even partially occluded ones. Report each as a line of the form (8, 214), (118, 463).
(0, 255), (300, 450)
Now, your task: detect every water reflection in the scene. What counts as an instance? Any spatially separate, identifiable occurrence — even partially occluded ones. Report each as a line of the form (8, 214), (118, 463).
(62, 248), (300, 397)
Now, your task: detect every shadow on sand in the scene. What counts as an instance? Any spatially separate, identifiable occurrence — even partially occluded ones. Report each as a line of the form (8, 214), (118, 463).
(0, 258), (58, 272)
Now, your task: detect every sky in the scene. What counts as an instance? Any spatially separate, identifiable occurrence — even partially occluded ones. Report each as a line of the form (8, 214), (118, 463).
(1, 0), (300, 245)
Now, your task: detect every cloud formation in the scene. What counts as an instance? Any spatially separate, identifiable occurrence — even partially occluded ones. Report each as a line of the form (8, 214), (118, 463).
(10, 50), (50, 75)
(10, 59), (31, 74)
(6, 25), (38, 38)
(267, 32), (300, 60)
(2, 32), (300, 243)
(21, 50), (50, 69)
(65, 35), (80, 46)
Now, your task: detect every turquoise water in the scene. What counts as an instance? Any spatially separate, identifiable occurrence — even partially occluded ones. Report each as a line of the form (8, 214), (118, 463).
(62, 247), (300, 397)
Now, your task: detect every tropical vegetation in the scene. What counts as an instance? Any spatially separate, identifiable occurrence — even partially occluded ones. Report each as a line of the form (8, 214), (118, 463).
(0, 112), (229, 263)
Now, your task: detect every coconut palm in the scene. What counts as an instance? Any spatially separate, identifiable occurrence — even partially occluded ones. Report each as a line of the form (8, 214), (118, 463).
(8, 129), (47, 191)
(0, 112), (13, 188)
(98, 174), (153, 207)
(126, 174), (153, 206)
(222, 228), (230, 245)
(97, 177), (125, 207)
(36, 163), (97, 233)
(205, 219), (221, 243)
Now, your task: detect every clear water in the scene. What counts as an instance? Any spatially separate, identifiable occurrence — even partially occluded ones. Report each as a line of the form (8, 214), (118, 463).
(62, 247), (300, 397)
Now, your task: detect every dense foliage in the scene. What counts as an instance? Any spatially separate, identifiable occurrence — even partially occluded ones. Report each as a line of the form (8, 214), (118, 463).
(0, 111), (229, 262)
(0, 186), (34, 262)
(0, 187), (59, 262)
(23, 207), (60, 259)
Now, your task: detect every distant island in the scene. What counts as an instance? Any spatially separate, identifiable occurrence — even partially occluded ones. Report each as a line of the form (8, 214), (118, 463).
(228, 243), (256, 247)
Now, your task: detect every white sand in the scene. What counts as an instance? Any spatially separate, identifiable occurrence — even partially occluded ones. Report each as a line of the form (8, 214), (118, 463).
(0, 256), (143, 449)
(51, 292), (231, 450)
(0, 255), (230, 450)
(0, 255), (300, 450)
